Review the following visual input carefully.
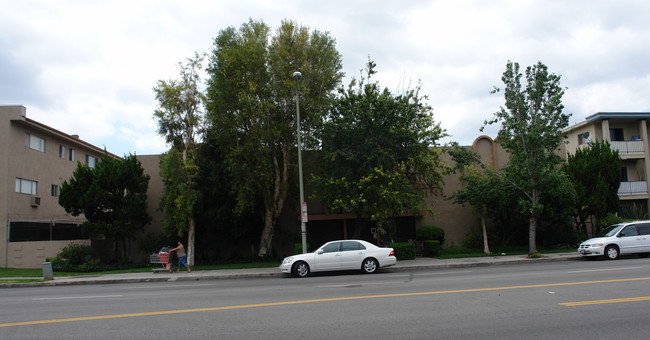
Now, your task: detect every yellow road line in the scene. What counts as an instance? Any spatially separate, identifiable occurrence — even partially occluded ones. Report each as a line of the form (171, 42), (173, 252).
(2, 277), (649, 328)
(560, 296), (650, 307)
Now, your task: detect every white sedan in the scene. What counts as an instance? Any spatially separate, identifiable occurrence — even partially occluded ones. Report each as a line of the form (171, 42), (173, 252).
(280, 240), (397, 277)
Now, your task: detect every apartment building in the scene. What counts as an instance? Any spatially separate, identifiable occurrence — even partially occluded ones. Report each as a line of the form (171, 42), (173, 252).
(0, 104), (510, 267)
(0, 106), (113, 268)
(563, 112), (650, 217)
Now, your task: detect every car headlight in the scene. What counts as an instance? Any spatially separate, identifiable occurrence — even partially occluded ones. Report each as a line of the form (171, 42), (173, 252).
(591, 243), (603, 247)
(282, 257), (294, 265)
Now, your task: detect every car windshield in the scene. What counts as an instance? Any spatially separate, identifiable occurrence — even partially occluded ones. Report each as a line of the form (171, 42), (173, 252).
(597, 224), (625, 237)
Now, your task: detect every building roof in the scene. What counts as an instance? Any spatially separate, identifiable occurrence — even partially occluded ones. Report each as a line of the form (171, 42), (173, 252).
(11, 116), (120, 159)
(586, 112), (650, 122)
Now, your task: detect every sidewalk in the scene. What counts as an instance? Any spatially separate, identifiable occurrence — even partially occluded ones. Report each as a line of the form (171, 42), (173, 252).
(1, 252), (581, 288)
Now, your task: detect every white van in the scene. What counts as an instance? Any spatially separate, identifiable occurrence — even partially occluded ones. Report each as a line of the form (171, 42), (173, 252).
(578, 221), (650, 259)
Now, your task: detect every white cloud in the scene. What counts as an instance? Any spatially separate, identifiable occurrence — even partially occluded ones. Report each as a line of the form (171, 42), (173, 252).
(2, 0), (650, 156)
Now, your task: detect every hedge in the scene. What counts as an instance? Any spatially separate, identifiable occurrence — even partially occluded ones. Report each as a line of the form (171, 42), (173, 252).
(416, 225), (445, 244)
(388, 242), (416, 260)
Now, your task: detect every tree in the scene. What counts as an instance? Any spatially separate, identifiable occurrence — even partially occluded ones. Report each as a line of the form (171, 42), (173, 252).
(205, 19), (343, 256)
(59, 154), (151, 262)
(313, 60), (447, 243)
(153, 52), (205, 265)
(483, 61), (571, 255)
(563, 140), (621, 235)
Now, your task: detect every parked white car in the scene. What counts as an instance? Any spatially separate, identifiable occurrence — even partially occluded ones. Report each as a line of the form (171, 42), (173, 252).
(280, 240), (397, 277)
(578, 221), (650, 259)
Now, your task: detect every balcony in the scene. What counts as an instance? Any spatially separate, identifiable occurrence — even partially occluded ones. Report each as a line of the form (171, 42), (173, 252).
(611, 140), (644, 155)
(618, 181), (648, 196)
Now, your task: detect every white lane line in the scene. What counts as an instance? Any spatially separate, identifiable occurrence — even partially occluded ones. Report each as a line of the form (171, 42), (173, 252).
(317, 281), (408, 288)
(124, 284), (218, 289)
(32, 295), (123, 301)
(568, 266), (643, 273)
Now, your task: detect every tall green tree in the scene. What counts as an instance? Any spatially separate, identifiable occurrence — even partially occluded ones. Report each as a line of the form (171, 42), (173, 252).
(153, 52), (205, 265)
(205, 19), (343, 256)
(563, 140), (621, 235)
(483, 61), (571, 255)
(59, 154), (151, 262)
(313, 60), (447, 243)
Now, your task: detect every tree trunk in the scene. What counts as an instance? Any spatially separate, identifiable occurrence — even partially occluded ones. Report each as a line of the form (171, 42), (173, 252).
(187, 216), (195, 266)
(481, 213), (490, 255)
(257, 147), (289, 257)
(258, 208), (274, 257)
(529, 216), (537, 255)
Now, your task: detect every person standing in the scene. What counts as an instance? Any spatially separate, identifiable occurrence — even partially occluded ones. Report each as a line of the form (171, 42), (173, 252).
(170, 241), (191, 272)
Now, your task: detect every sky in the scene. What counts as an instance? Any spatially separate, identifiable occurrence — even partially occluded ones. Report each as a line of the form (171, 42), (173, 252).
(2, 0), (650, 156)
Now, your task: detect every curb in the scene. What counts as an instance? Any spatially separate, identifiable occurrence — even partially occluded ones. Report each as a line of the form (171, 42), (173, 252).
(1, 253), (582, 288)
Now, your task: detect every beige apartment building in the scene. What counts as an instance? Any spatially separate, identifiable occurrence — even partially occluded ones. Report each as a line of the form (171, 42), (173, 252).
(0, 106), (112, 268)
(563, 112), (650, 217)
(0, 104), (516, 267)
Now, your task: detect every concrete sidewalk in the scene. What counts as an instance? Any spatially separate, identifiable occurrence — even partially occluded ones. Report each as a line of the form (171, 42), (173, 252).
(1, 252), (581, 288)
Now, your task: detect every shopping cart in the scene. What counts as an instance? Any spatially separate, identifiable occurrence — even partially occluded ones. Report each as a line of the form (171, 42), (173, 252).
(150, 246), (172, 273)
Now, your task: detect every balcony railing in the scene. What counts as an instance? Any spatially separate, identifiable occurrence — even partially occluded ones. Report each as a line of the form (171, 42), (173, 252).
(618, 181), (648, 195)
(611, 140), (644, 154)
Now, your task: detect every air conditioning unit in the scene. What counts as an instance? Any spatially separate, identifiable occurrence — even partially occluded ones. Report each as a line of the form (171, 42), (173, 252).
(31, 196), (41, 207)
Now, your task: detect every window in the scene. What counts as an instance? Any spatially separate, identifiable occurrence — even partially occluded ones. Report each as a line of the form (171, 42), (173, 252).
(610, 128), (624, 141)
(86, 155), (97, 168)
(15, 178), (38, 195)
(341, 241), (365, 251)
(636, 223), (650, 235)
(69, 149), (75, 161)
(9, 221), (84, 242)
(25, 133), (45, 152)
(321, 242), (341, 253)
(622, 167), (628, 182)
(59, 145), (66, 159)
(619, 225), (638, 237)
(51, 184), (59, 197)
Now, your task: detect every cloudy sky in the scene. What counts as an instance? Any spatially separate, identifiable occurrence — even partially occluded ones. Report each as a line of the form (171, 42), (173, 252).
(2, 0), (649, 156)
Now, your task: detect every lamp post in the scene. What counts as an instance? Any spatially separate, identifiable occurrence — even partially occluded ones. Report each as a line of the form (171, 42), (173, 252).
(293, 71), (308, 254)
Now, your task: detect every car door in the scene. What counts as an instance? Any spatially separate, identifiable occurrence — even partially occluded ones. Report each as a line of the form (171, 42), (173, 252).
(339, 241), (366, 269)
(616, 225), (644, 254)
(313, 242), (341, 271)
(635, 223), (650, 253)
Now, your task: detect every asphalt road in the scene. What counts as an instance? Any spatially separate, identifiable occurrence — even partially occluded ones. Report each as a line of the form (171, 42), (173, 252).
(2, 257), (650, 339)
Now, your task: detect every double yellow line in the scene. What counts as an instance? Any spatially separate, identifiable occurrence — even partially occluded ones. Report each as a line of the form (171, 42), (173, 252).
(2, 277), (650, 328)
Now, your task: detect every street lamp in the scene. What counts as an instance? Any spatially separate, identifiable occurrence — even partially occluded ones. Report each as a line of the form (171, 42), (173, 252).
(293, 71), (308, 254)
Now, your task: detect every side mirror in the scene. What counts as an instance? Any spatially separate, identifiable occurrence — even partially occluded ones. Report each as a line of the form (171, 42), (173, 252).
(317, 250), (324, 255)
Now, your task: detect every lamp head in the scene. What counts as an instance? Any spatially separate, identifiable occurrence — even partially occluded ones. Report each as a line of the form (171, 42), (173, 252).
(293, 71), (302, 80)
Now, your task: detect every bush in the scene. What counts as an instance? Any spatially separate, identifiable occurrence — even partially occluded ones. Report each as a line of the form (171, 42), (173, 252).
(423, 240), (441, 257)
(54, 244), (92, 266)
(388, 242), (416, 260)
(416, 225), (445, 244)
(294, 243), (310, 255)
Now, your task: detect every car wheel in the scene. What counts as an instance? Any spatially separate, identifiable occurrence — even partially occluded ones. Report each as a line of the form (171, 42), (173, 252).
(361, 258), (378, 274)
(605, 245), (619, 260)
(292, 261), (310, 277)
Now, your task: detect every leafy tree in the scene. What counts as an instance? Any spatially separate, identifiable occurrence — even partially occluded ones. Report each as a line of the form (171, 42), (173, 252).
(534, 166), (577, 246)
(158, 149), (199, 240)
(205, 19), (343, 256)
(482, 61), (571, 255)
(313, 60), (447, 243)
(153, 52), (205, 265)
(563, 140), (621, 235)
(59, 154), (151, 262)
